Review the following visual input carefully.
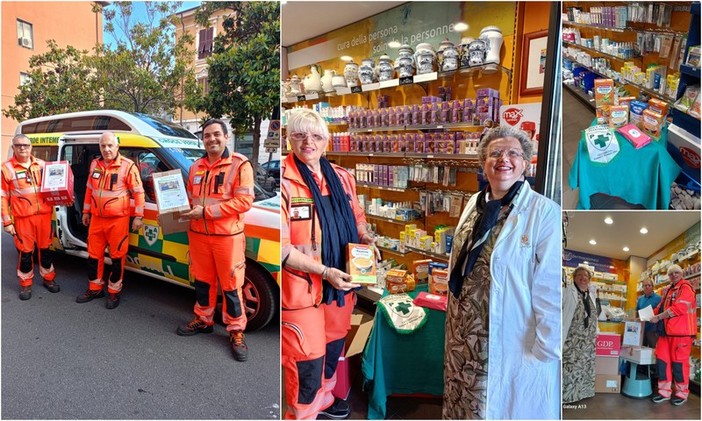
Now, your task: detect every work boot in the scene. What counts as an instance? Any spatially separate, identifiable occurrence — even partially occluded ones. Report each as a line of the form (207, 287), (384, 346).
(105, 293), (121, 309)
(651, 394), (670, 403)
(317, 397), (351, 419)
(230, 330), (248, 362)
(76, 288), (105, 303)
(42, 280), (60, 293)
(176, 318), (214, 336)
(19, 286), (32, 301)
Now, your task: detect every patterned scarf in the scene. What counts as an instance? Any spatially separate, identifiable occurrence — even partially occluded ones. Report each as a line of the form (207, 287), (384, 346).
(448, 180), (524, 298)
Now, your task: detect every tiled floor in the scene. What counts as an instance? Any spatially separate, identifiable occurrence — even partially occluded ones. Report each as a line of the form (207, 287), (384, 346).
(563, 389), (701, 420)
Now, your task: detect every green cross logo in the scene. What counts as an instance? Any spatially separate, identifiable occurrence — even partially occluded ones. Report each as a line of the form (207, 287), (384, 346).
(593, 134), (609, 148)
(143, 224), (159, 247)
(394, 302), (411, 315)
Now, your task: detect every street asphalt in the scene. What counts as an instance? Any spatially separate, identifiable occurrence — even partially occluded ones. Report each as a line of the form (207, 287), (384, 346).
(1, 234), (281, 419)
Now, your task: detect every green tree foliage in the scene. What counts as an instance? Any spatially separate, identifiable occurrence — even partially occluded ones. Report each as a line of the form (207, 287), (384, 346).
(192, 1), (280, 164)
(92, 1), (196, 116)
(3, 40), (101, 121)
(4, 2), (197, 122)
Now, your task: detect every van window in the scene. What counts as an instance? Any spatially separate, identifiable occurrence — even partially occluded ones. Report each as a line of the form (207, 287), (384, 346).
(21, 116), (132, 134)
(127, 149), (170, 203)
(31, 146), (58, 161)
(130, 113), (198, 139)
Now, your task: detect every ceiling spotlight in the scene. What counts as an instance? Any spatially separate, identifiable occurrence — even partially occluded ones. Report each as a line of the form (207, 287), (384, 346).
(387, 40), (401, 48)
(340, 56), (354, 62)
(623, 246), (630, 252)
(604, 217), (613, 224)
(453, 22), (469, 32)
(589, 239), (597, 245)
(640, 227), (648, 234)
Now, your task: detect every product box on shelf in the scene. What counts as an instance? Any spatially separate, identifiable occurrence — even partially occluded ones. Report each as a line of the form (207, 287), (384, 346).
(40, 161), (74, 205)
(596, 333), (621, 356)
(595, 355), (620, 375)
(595, 374), (621, 393)
(594, 79), (615, 124)
(430, 267), (449, 296)
(622, 321), (645, 346)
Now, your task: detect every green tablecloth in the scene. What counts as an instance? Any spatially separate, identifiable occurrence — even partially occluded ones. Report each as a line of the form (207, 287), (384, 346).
(568, 120), (681, 209)
(361, 284), (445, 419)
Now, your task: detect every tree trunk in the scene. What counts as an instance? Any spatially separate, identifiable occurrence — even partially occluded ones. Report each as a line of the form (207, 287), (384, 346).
(251, 116), (261, 167)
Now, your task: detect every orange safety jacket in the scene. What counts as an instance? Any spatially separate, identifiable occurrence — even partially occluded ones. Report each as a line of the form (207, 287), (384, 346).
(1, 156), (52, 226)
(83, 155), (145, 218)
(281, 153), (369, 310)
(187, 148), (255, 236)
(657, 279), (697, 336)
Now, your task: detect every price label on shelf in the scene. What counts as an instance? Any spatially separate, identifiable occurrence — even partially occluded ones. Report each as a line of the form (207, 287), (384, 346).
(399, 76), (413, 86)
(350, 86), (363, 94)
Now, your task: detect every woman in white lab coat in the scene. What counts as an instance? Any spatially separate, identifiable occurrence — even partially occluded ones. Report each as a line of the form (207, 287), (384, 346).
(443, 126), (561, 420)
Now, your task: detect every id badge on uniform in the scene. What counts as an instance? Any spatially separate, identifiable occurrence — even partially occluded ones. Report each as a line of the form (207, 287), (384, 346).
(193, 176), (203, 185)
(16, 170), (27, 183)
(290, 204), (311, 221)
(92, 169), (102, 179)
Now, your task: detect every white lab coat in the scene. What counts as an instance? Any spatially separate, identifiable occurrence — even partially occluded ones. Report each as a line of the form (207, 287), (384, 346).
(448, 182), (562, 420)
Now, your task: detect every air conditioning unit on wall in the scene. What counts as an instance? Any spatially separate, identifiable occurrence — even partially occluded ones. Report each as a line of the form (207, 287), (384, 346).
(19, 37), (30, 47)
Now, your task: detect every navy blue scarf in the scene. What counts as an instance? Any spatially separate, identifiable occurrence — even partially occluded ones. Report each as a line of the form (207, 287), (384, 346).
(448, 180), (524, 298)
(294, 155), (359, 306)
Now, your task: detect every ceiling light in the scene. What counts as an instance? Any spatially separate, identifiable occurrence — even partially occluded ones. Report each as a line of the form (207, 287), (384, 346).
(604, 217), (613, 224)
(340, 56), (353, 62)
(387, 40), (401, 48)
(589, 239), (597, 245)
(453, 22), (469, 32)
(583, 261), (589, 265)
(640, 227), (648, 234)
(623, 246), (630, 252)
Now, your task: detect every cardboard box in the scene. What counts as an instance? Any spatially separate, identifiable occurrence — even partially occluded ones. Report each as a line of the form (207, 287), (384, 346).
(595, 355), (620, 375)
(596, 333), (621, 356)
(152, 169), (190, 234)
(334, 314), (374, 400)
(40, 161), (74, 205)
(430, 268), (449, 296)
(595, 374), (621, 393)
(623, 321), (644, 346)
(346, 243), (377, 284)
(621, 346), (656, 364)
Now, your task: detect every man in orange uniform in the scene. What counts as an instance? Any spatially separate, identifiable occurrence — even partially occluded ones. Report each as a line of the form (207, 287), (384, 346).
(176, 119), (255, 362)
(76, 132), (144, 309)
(650, 264), (697, 406)
(1, 134), (61, 300)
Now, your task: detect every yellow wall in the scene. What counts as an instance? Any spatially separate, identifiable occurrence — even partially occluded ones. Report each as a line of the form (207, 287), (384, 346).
(1, 1), (103, 160)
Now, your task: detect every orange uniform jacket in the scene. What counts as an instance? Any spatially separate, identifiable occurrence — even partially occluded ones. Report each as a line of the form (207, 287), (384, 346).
(83, 155), (144, 218)
(187, 149), (255, 235)
(1, 156), (52, 225)
(657, 279), (697, 336)
(281, 153), (369, 310)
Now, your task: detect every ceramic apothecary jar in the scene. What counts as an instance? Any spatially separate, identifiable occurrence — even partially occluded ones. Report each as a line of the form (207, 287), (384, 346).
(394, 44), (415, 78)
(344, 60), (360, 88)
(377, 54), (394, 81)
(438, 38), (458, 72)
(414, 42), (436, 75)
(359, 58), (376, 84)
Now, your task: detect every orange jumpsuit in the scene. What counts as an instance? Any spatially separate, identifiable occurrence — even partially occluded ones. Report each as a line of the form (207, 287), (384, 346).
(83, 155), (144, 294)
(654, 279), (697, 400)
(186, 149), (254, 332)
(1, 156), (56, 286)
(281, 153), (370, 419)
